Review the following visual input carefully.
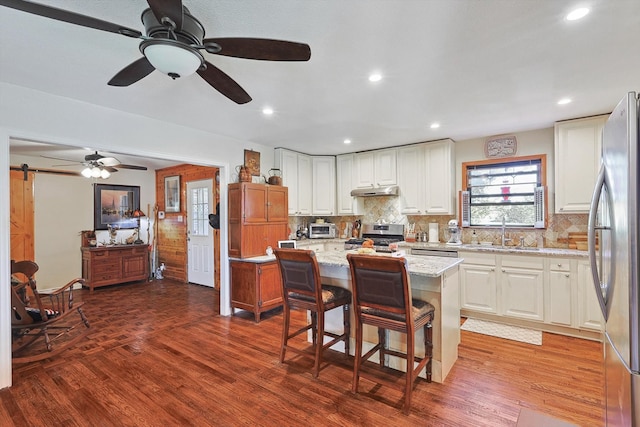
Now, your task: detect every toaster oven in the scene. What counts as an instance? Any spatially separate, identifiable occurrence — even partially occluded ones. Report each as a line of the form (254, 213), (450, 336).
(308, 223), (337, 239)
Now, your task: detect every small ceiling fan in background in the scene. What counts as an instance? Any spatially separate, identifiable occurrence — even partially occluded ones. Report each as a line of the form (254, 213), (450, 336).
(0, 0), (312, 104)
(42, 151), (148, 179)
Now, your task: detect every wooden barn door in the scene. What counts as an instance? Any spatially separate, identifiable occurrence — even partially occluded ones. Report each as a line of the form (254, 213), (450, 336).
(10, 169), (35, 262)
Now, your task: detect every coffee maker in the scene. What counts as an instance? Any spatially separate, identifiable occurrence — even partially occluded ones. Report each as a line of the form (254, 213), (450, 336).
(446, 219), (462, 246)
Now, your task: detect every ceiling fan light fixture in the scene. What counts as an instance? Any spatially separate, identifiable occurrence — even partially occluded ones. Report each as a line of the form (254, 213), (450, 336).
(90, 167), (102, 178)
(141, 39), (204, 79)
(100, 169), (111, 179)
(81, 167), (93, 178)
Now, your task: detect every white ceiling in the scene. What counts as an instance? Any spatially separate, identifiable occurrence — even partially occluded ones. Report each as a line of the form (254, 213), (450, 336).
(2, 0), (640, 166)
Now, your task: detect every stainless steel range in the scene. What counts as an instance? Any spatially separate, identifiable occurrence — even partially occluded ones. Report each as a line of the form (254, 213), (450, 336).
(344, 223), (404, 252)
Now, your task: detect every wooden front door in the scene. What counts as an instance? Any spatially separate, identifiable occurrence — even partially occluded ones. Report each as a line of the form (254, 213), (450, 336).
(10, 170), (35, 262)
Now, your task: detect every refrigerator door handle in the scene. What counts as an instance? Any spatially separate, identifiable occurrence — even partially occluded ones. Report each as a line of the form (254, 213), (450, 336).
(589, 163), (613, 321)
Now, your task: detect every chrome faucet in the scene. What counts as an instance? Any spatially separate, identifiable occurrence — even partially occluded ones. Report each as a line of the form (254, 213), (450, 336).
(501, 217), (512, 247)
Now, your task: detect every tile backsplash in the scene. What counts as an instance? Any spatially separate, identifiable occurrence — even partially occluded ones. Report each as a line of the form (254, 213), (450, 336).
(289, 196), (587, 248)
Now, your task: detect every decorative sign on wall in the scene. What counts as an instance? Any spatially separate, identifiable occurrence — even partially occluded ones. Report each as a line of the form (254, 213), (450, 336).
(484, 135), (518, 158)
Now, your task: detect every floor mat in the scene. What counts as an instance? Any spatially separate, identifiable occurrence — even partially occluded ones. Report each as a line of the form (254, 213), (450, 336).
(461, 318), (542, 345)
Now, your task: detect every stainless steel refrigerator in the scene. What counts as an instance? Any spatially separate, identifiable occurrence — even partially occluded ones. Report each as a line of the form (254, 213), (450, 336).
(589, 91), (640, 426)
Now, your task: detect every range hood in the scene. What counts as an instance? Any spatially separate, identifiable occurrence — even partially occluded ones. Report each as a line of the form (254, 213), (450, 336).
(350, 185), (399, 197)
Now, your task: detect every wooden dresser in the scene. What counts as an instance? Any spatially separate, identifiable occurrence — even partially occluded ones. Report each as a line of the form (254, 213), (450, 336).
(81, 245), (149, 292)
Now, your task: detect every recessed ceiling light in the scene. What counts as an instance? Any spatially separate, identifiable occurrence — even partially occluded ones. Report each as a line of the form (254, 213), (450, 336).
(262, 107), (274, 115)
(344, 139), (352, 145)
(430, 123), (440, 129)
(557, 98), (572, 105)
(368, 73), (382, 82)
(566, 7), (589, 21)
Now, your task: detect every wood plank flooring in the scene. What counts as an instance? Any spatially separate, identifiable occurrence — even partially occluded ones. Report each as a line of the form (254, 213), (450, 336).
(1, 279), (605, 426)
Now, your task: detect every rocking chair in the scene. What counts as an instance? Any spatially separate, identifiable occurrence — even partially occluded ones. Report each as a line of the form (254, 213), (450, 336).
(11, 260), (90, 363)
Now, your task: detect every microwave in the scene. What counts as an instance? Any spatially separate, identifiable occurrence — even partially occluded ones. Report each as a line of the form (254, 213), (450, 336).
(308, 223), (337, 239)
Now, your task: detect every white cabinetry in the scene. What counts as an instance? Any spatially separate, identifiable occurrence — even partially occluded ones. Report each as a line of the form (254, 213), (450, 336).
(397, 140), (455, 215)
(354, 148), (397, 188)
(577, 260), (603, 331)
(312, 156), (336, 215)
(554, 115), (607, 213)
(459, 252), (498, 314)
(460, 250), (603, 339)
(547, 259), (573, 326)
(397, 145), (424, 214)
(336, 154), (363, 215)
(500, 255), (544, 321)
(275, 149), (312, 216)
(424, 140), (455, 214)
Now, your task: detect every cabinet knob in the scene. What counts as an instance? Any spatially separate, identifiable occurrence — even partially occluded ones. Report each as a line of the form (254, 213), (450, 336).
(490, 268), (495, 272)
(565, 273), (570, 278)
(502, 269), (506, 273)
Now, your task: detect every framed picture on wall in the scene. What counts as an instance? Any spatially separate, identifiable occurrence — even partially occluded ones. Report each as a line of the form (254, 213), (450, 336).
(244, 149), (261, 176)
(165, 175), (180, 212)
(94, 184), (140, 230)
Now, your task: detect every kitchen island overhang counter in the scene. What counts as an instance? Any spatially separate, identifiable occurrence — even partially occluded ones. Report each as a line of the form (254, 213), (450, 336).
(311, 250), (463, 384)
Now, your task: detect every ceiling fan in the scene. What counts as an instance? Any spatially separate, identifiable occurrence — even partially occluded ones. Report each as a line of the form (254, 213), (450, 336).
(0, 0), (312, 104)
(43, 151), (148, 178)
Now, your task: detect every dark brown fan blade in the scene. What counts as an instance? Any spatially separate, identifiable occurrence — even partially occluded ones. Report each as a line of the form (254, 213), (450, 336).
(197, 61), (252, 104)
(114, 164), (148, 171)
(0, 0), (142, 38)
(203, 38), (311, 61)
(147, 0), (183, 31)
(108, 57), (155, 87)
(103, 166), (119, 173)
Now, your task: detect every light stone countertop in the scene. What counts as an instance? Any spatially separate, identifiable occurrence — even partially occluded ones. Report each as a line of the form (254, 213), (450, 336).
(293, 238), (589, 258)
(401, 242), (589, 258)
(231, 248), (463, 278)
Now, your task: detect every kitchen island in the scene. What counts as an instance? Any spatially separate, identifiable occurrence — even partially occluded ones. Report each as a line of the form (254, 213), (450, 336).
(302, 248), (463, 383)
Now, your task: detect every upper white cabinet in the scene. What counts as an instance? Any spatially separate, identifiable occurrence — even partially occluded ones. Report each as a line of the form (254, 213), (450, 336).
(336, 154), (363, 215)
(275, 148), (312, 216)
(397, 139), (455, 215)
(354, 148), (397, 188)
(554, 115), (607, 213)
(397, 145), (424, 214)
(312, 156), (336, 215)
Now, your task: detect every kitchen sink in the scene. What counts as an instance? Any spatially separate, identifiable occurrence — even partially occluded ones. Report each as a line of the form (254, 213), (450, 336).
(506, 246), (541, 251)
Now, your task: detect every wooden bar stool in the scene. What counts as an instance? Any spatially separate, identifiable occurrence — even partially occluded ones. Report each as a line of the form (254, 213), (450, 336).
(347, 253), (435, 414)
(274, 248), (351, 378)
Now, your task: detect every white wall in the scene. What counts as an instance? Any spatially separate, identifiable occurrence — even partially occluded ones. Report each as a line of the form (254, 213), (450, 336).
(0, 82), (276, 389)
(454, 127), (555, 212)
(10, 152), (158, 289)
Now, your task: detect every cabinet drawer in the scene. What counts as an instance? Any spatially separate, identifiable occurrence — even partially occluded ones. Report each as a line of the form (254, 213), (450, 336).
(501, 254), (544, 270)
(92, 261), (120, 273)
(459, 251), (496, 266)
(549, 258), (571, 272)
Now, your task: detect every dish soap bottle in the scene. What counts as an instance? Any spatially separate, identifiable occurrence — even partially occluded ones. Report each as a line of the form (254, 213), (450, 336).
(471, 230), (479, 245)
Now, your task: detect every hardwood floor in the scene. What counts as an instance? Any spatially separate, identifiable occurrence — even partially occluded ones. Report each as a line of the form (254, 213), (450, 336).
(2, 279), (604, 426)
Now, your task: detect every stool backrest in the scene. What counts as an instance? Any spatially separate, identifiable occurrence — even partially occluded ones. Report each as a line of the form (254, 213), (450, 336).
(347, 254), (413, 321)
(274, 248), (322, 304)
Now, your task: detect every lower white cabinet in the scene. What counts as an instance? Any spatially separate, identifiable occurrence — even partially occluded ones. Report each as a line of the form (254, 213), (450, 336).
(577, 260), (604, 331)
(547, 259), (573, 326)
(500, 255), (544, 321)
(460, 251), (602, 336)
(459, 252), (498, 314)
